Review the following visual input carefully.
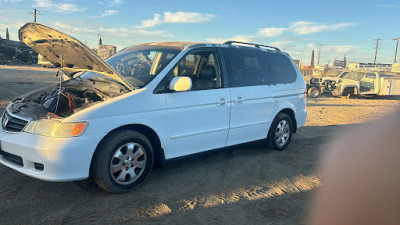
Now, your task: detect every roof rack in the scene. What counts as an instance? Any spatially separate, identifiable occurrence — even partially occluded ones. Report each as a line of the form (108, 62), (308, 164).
(223, 41), (280, 51)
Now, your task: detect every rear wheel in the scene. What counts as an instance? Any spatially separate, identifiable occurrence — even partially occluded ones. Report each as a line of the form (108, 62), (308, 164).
(92, 130), (154, 193)
(267, 113), (293, 151)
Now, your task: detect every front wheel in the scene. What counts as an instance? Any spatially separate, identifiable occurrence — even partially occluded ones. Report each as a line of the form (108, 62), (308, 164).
(92, 130), (154, 193)
(308, 87), (320, 98)
(267, 113), (293, 151)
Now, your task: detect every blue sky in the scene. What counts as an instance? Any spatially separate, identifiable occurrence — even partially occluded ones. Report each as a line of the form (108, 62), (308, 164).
(0, 0), (399, 65)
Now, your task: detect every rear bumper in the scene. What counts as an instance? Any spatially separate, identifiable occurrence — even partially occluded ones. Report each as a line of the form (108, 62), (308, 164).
(0, 127), (104, 182)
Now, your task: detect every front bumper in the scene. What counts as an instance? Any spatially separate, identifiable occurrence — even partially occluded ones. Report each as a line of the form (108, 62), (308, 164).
(0, 127), (104, 182)
(332, 89), (342, 97)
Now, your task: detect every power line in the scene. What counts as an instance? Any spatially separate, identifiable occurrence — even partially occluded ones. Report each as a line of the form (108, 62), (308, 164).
(374, 38), (381, 65)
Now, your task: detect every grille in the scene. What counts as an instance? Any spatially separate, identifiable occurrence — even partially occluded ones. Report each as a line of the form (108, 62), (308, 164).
(0, 150), (23, 167)
(1, 111), (29, 132)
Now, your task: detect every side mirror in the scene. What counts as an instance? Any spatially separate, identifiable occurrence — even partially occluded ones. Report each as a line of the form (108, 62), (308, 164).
(169, 76), (192, 92)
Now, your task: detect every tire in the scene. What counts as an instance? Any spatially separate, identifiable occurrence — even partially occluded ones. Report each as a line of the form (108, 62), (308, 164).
(92, 130), (154, 193)
(308, 87), (320, 98)
(267, 113), (293, 151)
(343, 87), (357, 98)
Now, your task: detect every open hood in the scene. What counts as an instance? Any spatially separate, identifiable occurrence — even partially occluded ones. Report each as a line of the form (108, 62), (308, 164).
(19, 22), (132, 90)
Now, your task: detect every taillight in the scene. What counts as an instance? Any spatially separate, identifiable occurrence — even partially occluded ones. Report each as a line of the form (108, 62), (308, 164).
(304, 91), (308, 98)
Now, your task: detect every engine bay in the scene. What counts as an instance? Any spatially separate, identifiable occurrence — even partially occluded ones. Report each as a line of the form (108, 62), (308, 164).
(7, 77), (130, 120)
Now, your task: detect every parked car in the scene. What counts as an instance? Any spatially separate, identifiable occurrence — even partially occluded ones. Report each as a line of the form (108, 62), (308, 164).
(332, 71), (400, 97)
(0, 23), (307, 193)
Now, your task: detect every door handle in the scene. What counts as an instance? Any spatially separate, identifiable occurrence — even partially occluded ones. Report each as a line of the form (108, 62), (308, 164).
(216, 98), (228, 106)
(234, 96), (245, 104)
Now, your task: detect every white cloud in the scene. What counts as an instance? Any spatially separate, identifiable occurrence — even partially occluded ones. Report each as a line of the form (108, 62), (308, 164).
(35, 0), (52, 7)
(53, 21), (173, 38)
(55, 3), (82, 12)
(206, 35), (254, 43)
(54, 21), (96, 33)
(323, 45), (358, 54)
(0, 0), (22, 2)
(258, 21), (355, 37)
(258, 27), (287, 37)
(289, 21), (355, 35)
(163, 12), (213, 23)
(51, 21), (173, 50)
(97, 0), (123, 6)
(0, 23), (8, 29)
(270, 40), (293, 49)
(138, 11), (214, 28)
(34, 0), (85, 12)
(109, 0), (122, 5)
(282, 43), (359, 65)
(140, 14), (162, 28)
(94, 9), (118, 18)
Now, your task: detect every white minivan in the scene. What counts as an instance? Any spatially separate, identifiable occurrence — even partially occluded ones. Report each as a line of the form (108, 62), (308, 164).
(0, 23), (307, 193)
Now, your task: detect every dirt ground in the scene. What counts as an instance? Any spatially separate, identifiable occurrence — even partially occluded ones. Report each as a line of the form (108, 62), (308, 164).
(0, 65), (399, 225)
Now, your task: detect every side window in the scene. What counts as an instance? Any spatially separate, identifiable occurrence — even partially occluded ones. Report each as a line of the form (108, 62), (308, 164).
(165, 50), (222, 91)
(261, 52), (297, 85)
(365, 73), (376, 79)
(221, 48), (297, 87)
(221, 49), (264, 87)
(343, 72), (364, 80)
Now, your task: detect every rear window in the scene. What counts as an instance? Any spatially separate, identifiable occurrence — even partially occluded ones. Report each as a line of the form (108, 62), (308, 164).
(221, 48), (297, 87)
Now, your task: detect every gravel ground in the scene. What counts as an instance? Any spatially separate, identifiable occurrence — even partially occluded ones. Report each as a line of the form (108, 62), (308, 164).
(0, 65), (399, 225)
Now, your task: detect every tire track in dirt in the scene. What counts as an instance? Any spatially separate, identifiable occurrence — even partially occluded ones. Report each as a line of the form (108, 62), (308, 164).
(137, 173), (321, 218)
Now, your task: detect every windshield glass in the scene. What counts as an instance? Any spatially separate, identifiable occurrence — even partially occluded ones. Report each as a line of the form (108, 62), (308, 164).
(325, 70), (342, 77)
(81, 47), (180, 88)
(342, 71), (365, 81)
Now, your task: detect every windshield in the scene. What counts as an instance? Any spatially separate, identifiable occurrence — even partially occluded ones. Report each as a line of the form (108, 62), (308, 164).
(342, 71), (365, 81)
(325, 70), (342, 77)
(81, 47), (180, 88)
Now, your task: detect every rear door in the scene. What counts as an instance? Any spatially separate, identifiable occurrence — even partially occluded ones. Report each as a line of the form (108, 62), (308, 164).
(220, 48), (298, 146)
(161, 48), (230, 159)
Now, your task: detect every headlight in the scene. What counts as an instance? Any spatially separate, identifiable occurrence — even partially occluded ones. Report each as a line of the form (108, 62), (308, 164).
(24, 120), (88, 137)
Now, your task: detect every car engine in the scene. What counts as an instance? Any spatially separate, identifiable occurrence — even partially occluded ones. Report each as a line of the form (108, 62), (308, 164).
(7, 77), (129, 120)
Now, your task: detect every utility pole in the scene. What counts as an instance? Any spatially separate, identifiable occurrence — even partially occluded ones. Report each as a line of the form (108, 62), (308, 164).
(29, 9), (41, 23)
(317, 44), (321, 66)
(5, 28), (9, 40)
(374, 38), (381, 65)
(393, 38), (399, 64)
(311, 50), (315, 67)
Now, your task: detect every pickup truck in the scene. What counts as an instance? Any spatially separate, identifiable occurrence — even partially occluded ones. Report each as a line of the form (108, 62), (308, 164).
(332, 71), (400, 97)
(305, 70), (348, 98)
